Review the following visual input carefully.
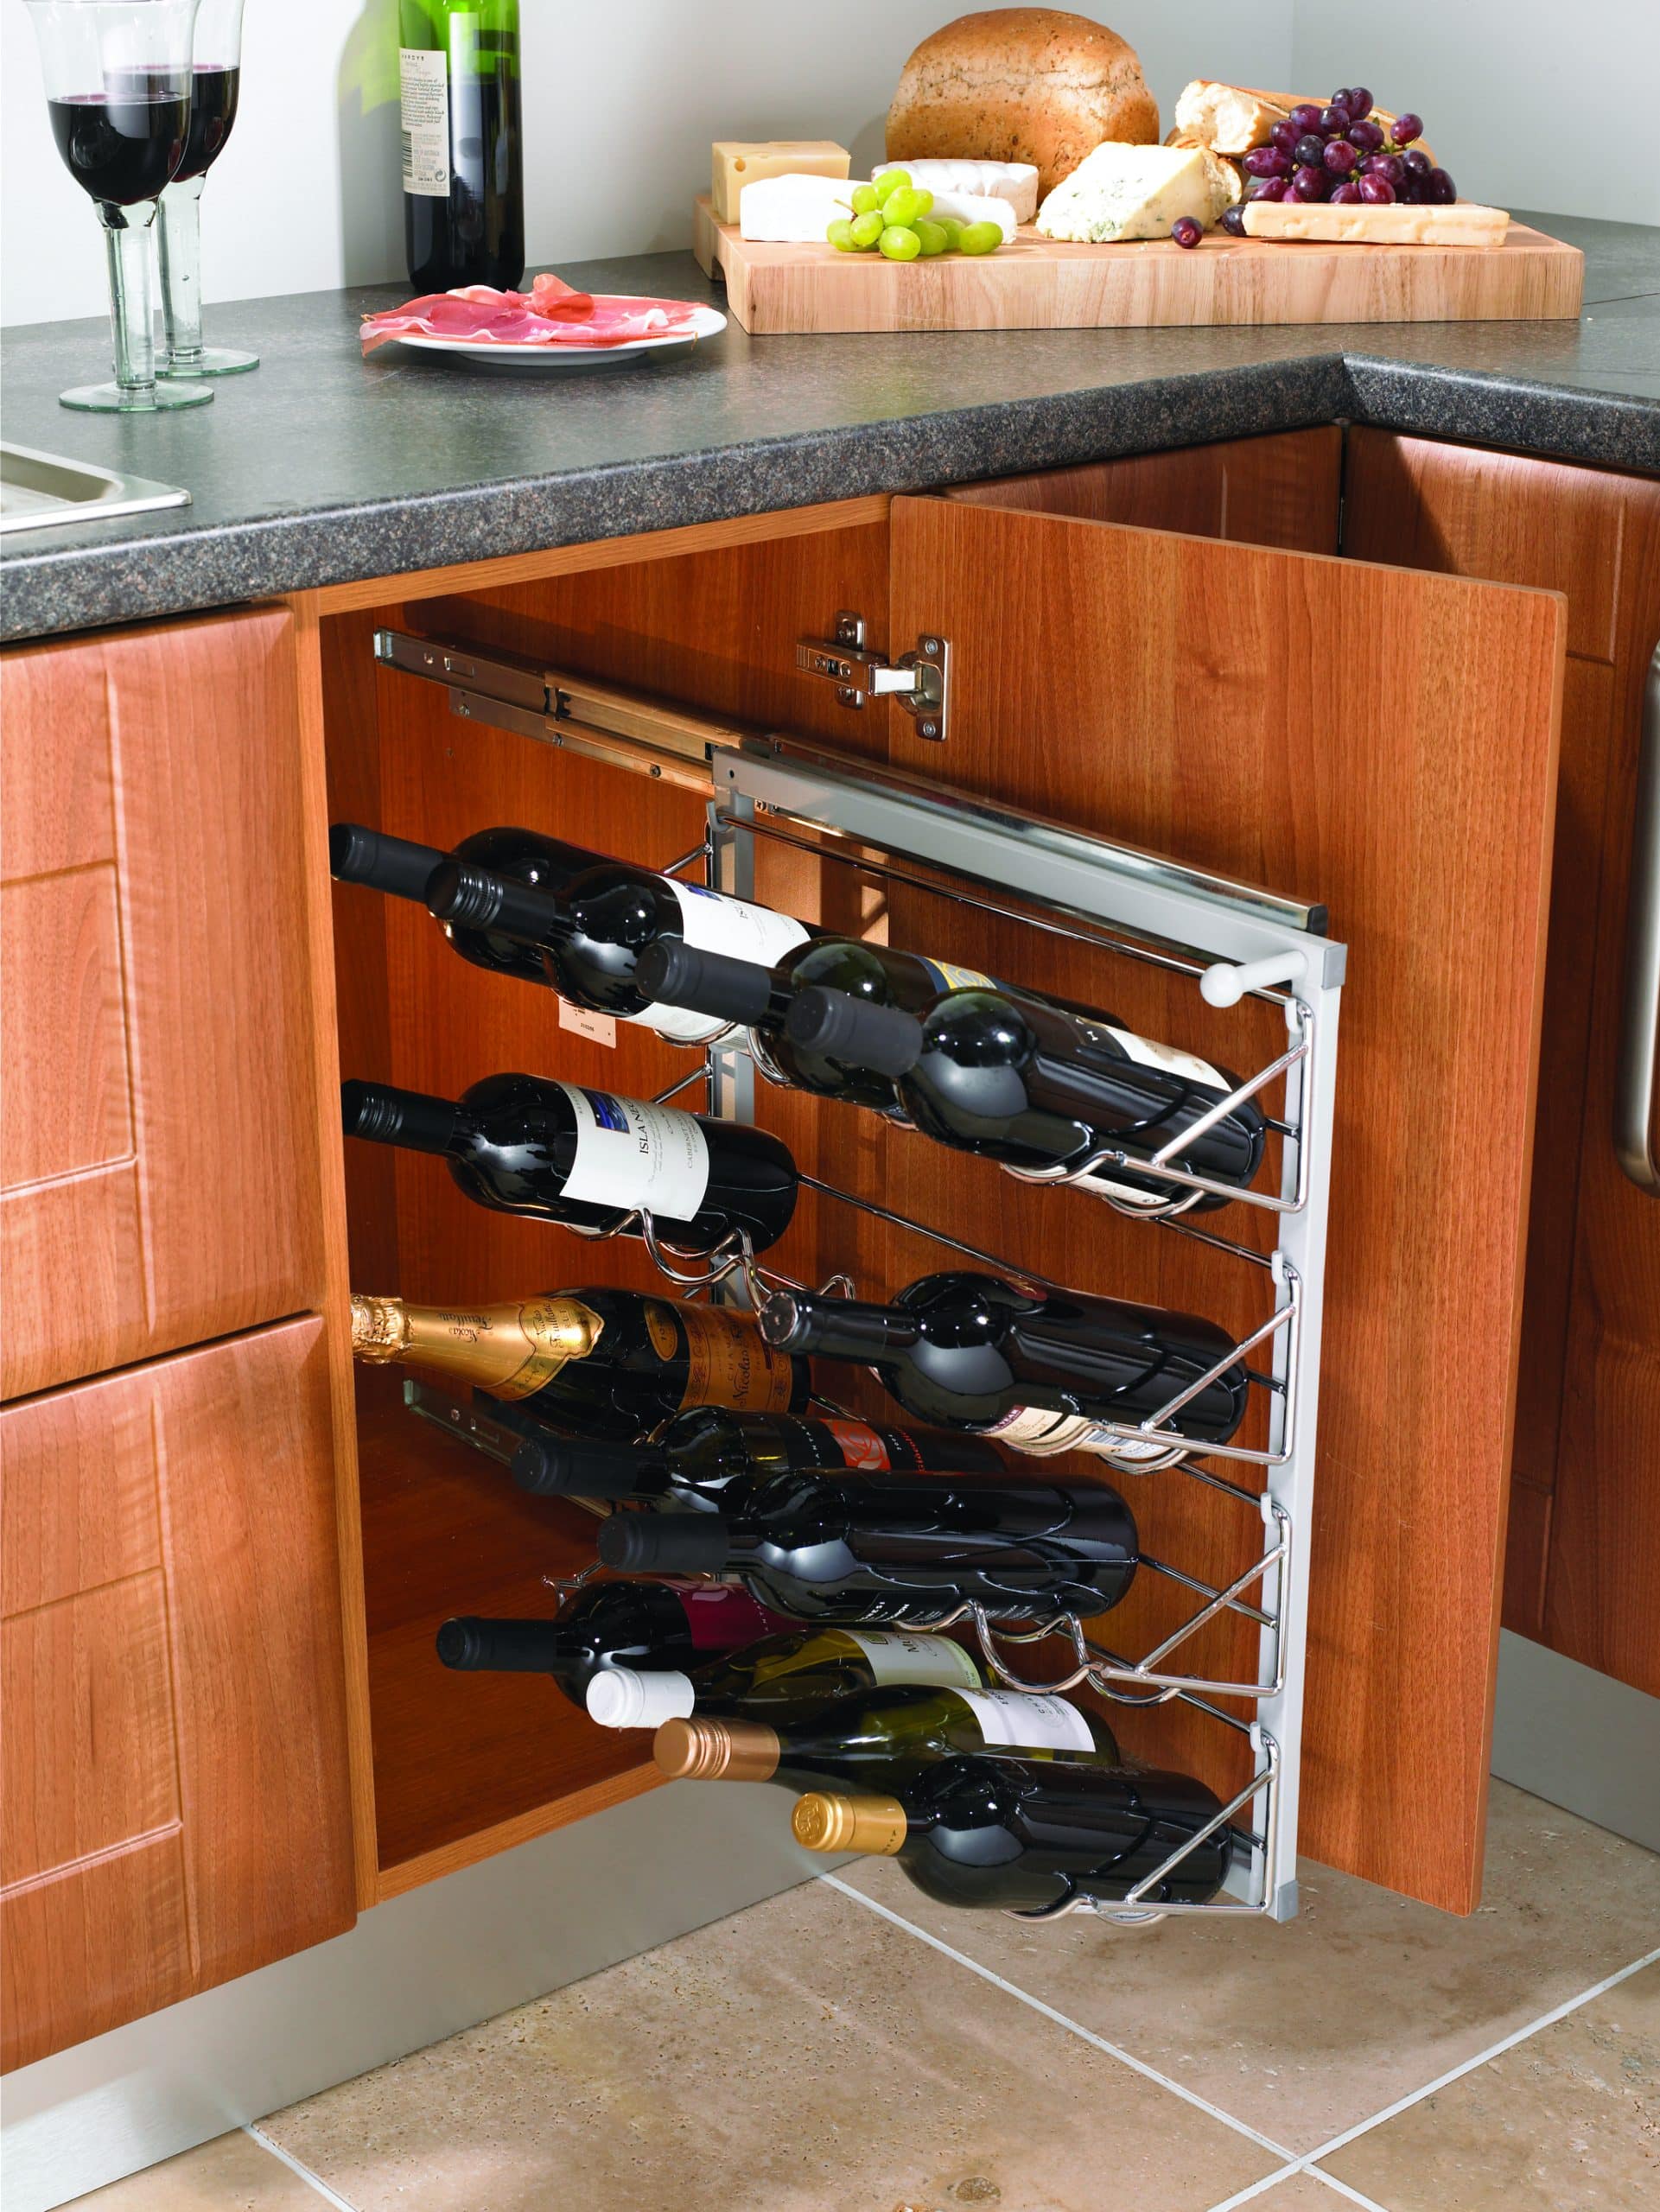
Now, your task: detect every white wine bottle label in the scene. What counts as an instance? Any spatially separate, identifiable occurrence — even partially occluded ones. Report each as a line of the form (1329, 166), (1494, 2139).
(556, 1084), (711, 1222)
(668, 880), (811, 969)
(1106, 1022), (1225, 1090)
(849, 1630), (983, 1688)
(398, 49), (449, 197)
(917, 957), (995, 993)
(958, 1688), (1097, 1751)
(985, 1406), (1097, 1455)
(1080, 1430), (1171, 1465)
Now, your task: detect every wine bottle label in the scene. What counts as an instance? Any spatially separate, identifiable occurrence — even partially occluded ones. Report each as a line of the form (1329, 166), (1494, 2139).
(917, 957), (995, 993)
(673, 1303), (799, 1414)
(1080, 1431), (1171, 1465)
(398, 50), (449, 197)
(674, 1584), (782, 1651)
(985, 1406), (1097, 1454)
(824, 1416), (896, 1471)
(848, 1630), (983, 1688)
(957, 1688), (1097, 1751)
(1106, 1022), (1226, 1090)
(555, 1084), (711, 1223)
(350, 1293), (603, 1397)
(669, 880), (811, 969)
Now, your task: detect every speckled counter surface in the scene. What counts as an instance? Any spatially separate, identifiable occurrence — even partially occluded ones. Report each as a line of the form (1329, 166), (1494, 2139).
(2, 209), (1655, 643)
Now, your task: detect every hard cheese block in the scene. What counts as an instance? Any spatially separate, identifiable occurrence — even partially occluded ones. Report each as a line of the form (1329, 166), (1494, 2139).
(874, 157), (1040, 224)
(1243, 200), (1510, 247)
(1036, 142), (1228, 242)
(712, 141), (849, 225)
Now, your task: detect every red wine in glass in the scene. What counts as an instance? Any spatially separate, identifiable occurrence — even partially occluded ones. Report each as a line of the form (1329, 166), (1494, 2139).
(171, 64), (239, 182)
(48, 85), (188, 205)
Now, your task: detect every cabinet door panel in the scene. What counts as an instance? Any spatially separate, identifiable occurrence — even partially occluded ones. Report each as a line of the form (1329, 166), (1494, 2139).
(887, 495), (1564, 1912)
(0, 1317), (356, 2070)
(0, 612), (328, 1398)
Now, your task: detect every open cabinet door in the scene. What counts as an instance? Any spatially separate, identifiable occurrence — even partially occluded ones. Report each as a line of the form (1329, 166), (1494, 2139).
(884, 493), (1565, 1914)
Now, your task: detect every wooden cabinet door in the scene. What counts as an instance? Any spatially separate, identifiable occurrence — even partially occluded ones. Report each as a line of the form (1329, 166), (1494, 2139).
(884, 493), (1565, 1913)
(1, 1316), (356, 2071)
(0, 611), (328, 1399)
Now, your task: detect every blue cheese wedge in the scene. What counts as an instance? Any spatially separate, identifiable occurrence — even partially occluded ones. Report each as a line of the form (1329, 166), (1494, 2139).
(1035, 143), (1224, 243)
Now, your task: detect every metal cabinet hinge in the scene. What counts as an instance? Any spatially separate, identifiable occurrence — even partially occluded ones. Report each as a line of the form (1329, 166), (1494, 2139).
(796, 611), (949, 741)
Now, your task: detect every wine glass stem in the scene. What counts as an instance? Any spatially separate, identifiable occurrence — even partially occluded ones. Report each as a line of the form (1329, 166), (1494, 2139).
(97, 200), (159, 399)
(158, 176), (206, 371)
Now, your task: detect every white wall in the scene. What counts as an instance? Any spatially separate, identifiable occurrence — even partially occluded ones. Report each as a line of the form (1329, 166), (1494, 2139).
(0, 1), (1284, 327)
(1290, 0), (1660, 228)
(8, 0), (1654, 329)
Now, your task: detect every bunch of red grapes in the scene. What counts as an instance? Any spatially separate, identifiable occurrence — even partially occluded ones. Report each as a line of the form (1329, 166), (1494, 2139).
(1218, 88), (1454, 236)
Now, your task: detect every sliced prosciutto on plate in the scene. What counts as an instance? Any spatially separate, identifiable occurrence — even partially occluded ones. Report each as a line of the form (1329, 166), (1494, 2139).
(361, 275), (708, 353)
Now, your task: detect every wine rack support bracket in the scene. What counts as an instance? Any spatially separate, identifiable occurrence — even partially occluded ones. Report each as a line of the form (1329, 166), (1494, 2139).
(705, 738), (1344, 1929)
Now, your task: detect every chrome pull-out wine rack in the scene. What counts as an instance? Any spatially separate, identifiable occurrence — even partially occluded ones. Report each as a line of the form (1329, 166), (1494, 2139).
(376, 631), (1347, 1928)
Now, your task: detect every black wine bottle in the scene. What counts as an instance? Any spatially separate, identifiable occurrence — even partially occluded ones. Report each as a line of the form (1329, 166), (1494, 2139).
(759, 1271), (1248, 1462)
(652, 1681), (1122, 1793)
(328, 821), (601, 991)
(341, 1073), (798, 1255)
(425, 856), (812, 1046)
(583, 1622), (985, 1730)
(595, 1466), (1139, 1625)
(434, 1581), (785, 1709)
(350, 1288), (810, 1440)
(633, 936), (1003, 1112)
(785, 983), (1266, 1210)
(510, 1405), (1011, 1510)
(793, 1754), (1234, 1910)
(399, 0), (523, 293)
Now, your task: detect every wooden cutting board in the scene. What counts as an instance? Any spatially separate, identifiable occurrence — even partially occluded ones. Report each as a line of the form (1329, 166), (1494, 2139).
(691, 196), (1583, 334)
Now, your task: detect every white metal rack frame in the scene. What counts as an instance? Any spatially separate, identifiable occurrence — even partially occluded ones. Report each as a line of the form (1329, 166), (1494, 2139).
(371, 634), (1346, 1927)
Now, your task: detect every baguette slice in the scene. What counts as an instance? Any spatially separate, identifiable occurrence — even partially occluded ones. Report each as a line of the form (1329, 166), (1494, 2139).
(1164, 130), (1245, 207)
(1235, 90), (1436, 166)
(1242, 200), (1510, 248)
(1173, 80), (1287, 155)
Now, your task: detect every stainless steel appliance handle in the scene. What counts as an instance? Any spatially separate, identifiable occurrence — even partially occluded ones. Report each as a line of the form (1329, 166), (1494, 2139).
(1615, 640), (1660, 1195)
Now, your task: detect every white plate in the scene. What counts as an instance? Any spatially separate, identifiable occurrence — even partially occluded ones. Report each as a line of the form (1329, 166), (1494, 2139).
(390, 302), (727, 374)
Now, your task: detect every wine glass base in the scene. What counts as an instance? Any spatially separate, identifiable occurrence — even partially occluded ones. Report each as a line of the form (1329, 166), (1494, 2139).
(159, 347), (259, 378)
(60, 379), (214, 413)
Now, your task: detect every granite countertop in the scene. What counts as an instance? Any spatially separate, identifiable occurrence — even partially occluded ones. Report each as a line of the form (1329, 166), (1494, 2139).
(2, 210), (1656, 644)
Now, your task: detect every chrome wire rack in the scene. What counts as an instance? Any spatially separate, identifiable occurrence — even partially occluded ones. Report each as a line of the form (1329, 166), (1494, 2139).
(374, 633), (1347, 1929)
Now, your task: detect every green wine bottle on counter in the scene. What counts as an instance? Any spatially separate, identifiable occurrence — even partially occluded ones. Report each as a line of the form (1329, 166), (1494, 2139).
(399, 0), (523, 292)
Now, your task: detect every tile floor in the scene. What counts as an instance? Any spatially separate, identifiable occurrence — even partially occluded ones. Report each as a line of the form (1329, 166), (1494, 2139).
(68, 1782), (1660, 2212)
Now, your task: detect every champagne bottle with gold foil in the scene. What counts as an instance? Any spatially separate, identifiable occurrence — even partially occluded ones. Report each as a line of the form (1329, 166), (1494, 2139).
(350, 1287), (809, 1441)
(650, 1681), (1121, 1794)
(792, 1754), (1234, 1912)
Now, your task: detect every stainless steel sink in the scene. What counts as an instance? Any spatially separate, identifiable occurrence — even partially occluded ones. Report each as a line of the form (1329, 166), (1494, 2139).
(0, 442), (190, 535)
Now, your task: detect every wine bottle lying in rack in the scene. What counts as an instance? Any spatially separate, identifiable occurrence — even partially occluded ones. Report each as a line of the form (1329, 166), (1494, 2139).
(424, 854), (813, 1045)
(595, 1465), (1139, 1624)
(584, 1622), (985, 1729)
(329, 822), (601, 991)
(435, 1581), (789, 1707)
(341, 1074), (798, 1255)
(511, 1406), (1012, 1510)
(633, 938), (1007, 1111)
(784, 982), (1266, 1211)
(792, 1755), (1235, 1911)
(758, 1271), (1248, 1462)
(652, 1681), (1122, 1794)
(349, 1288), (810, 1438)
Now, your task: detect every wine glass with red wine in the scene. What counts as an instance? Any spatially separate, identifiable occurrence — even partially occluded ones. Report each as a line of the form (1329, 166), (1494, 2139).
(157, 0), (257, 378)
(23, 0), (212, 412)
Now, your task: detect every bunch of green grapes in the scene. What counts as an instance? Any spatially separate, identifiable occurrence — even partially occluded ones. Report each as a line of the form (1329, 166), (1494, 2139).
(826, 170), (1002, 261)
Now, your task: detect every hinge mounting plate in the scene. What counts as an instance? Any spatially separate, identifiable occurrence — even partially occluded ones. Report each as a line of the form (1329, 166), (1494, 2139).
(796, 611), (949, 741)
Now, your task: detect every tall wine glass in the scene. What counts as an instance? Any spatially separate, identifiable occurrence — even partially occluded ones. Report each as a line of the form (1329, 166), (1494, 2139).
(23, 0), (213, 412)
(157, 0), (256, 376)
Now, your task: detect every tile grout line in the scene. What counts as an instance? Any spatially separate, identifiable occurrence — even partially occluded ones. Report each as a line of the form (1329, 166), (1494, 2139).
(820, 1873), (1297, 2164)
(243, 2125), (364, 2212)
(1297, 1937), (1660, 2169)
(1301, 2171), (1394, 2212)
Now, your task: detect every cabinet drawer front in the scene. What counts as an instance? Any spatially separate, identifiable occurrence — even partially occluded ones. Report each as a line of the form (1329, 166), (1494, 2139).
(0, 1317), (356, 2071)
(0, 611), (328, 1398)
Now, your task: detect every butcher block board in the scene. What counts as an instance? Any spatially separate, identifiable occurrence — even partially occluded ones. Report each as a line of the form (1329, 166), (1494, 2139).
(691, 197), (1582, 334)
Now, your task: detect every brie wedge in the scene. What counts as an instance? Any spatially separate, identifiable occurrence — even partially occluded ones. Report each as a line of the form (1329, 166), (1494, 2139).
(874, 158), (1040, 225)
(1036, 143), (1226, 243)
(739, 173), (857, 242)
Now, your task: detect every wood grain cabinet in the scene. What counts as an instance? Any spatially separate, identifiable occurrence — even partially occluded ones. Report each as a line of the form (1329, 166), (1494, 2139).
(0, 609), (329, 1399)
(0, 1318), (356, 2071)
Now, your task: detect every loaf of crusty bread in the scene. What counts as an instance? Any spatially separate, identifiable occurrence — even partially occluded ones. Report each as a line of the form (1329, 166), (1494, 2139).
(886, 10), (1159, 200)
(1173, 81), (1286, 155)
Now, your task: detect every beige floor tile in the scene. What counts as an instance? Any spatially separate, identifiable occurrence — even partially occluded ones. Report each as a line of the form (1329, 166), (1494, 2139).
(1320, 1961), (1660, 2212)
(64, 2128), (328, 2210)
(839, 1781), (1660, 2153)
(262, 1877), (1279, 2212)
(1231, 2177), (1356, 2209)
